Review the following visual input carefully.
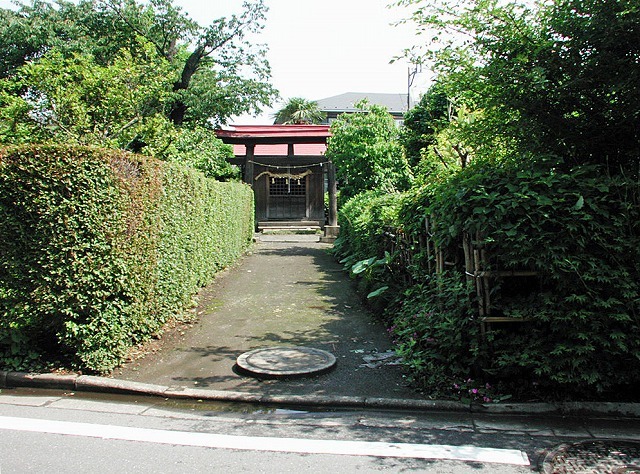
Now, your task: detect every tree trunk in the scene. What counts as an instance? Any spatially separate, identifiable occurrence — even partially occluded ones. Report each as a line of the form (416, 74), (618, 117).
(168, 46), (205, 125)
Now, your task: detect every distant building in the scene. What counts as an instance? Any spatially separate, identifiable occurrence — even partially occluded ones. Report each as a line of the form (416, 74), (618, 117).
(316, 92), (409, 126)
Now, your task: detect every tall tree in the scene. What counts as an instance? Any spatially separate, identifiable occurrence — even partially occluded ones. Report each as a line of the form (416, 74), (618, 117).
(397, 0), (640, 173)
(0, 0), (278, 126)
(271, 97), (326, 124)
(326, 101), (412, 203)
(2, 44), (175, 150)
(400, 83), (449, 169)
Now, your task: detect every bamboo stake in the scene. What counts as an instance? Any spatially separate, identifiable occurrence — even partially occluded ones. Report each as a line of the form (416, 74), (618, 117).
(463, 232), (473, 283)
(479, 234), (491, 319)
(425, 217), (433, 274)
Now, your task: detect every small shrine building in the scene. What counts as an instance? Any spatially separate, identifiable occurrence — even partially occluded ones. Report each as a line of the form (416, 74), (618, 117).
(215, 125), (339, 240)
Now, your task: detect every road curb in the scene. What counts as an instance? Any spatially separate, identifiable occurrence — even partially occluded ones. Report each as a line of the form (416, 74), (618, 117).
(1, 370), (639, 417)
(5, 371), (77, 390)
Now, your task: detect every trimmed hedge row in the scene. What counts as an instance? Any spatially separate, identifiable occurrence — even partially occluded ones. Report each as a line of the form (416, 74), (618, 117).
(425, 164), (640, 395)
(0, 145), (254, 373)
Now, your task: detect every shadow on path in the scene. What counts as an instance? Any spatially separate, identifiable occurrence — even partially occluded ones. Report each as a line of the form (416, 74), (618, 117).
(116, 236), (423, 400)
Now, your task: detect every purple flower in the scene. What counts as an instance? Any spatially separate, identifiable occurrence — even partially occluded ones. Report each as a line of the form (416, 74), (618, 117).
(471, 388), (479, 394)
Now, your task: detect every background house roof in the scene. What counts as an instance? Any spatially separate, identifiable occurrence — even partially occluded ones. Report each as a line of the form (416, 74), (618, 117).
(316, 92), (409, 115)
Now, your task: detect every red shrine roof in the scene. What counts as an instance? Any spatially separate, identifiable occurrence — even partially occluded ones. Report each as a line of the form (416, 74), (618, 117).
(217, 124), (331, 140)
(216, 125), (331, 156)
(230, 143), (327, 156)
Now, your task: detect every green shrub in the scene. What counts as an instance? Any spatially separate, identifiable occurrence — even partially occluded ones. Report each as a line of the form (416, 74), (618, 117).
(431, 161), (640, 394)
(332, 190), (405, 306)
(337, 157), (640, 398)
(333, 190), (404, 266)
(162, 127), (240, 181)
(0, 144), (253, 373)
(389, 272), (479, 396)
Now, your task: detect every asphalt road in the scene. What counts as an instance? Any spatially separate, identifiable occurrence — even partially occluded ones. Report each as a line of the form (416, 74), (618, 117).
(0, 389), (534, 473)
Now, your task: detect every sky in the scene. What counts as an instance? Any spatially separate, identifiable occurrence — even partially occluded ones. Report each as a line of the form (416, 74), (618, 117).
(0, 0), (433, 124)
(170, 0), (434, 123)
(171, 0), (432, 123)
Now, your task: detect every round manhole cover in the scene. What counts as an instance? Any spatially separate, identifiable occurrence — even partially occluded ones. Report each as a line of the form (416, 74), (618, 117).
(236, 346), (337, 377)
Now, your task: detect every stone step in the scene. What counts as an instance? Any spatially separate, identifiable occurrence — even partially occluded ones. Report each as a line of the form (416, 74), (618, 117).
(258, 220), (323, 228)
(259, 227), (322, 235)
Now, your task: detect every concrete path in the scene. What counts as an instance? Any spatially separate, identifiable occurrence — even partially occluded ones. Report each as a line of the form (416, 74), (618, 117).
(115, 234), (424, 401)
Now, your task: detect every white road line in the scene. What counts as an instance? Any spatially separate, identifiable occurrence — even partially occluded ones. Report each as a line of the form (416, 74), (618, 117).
(0, 415), (529, 466)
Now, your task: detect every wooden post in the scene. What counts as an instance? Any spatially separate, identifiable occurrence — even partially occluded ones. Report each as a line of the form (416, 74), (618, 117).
(327, 161), (338, 227)
(244, 143), (255, 187)
(321, 161), (340, 242)
(425, 217), (433, 274)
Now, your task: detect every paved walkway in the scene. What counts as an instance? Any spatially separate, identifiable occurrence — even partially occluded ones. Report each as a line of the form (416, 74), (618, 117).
(116, 234), (424, 401)
(4, 234), (640, 472)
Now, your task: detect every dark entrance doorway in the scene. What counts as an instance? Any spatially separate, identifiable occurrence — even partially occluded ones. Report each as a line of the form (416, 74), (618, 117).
(268, 176), (307, 219)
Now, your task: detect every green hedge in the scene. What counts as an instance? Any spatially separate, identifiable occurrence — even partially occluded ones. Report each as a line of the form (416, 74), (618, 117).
(333, 189), (404, 266)
(428, 163), (640, 395)
(332, 190), (404, 307)
(0, 145), (253, 373)
(337, 161), (640, 399)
